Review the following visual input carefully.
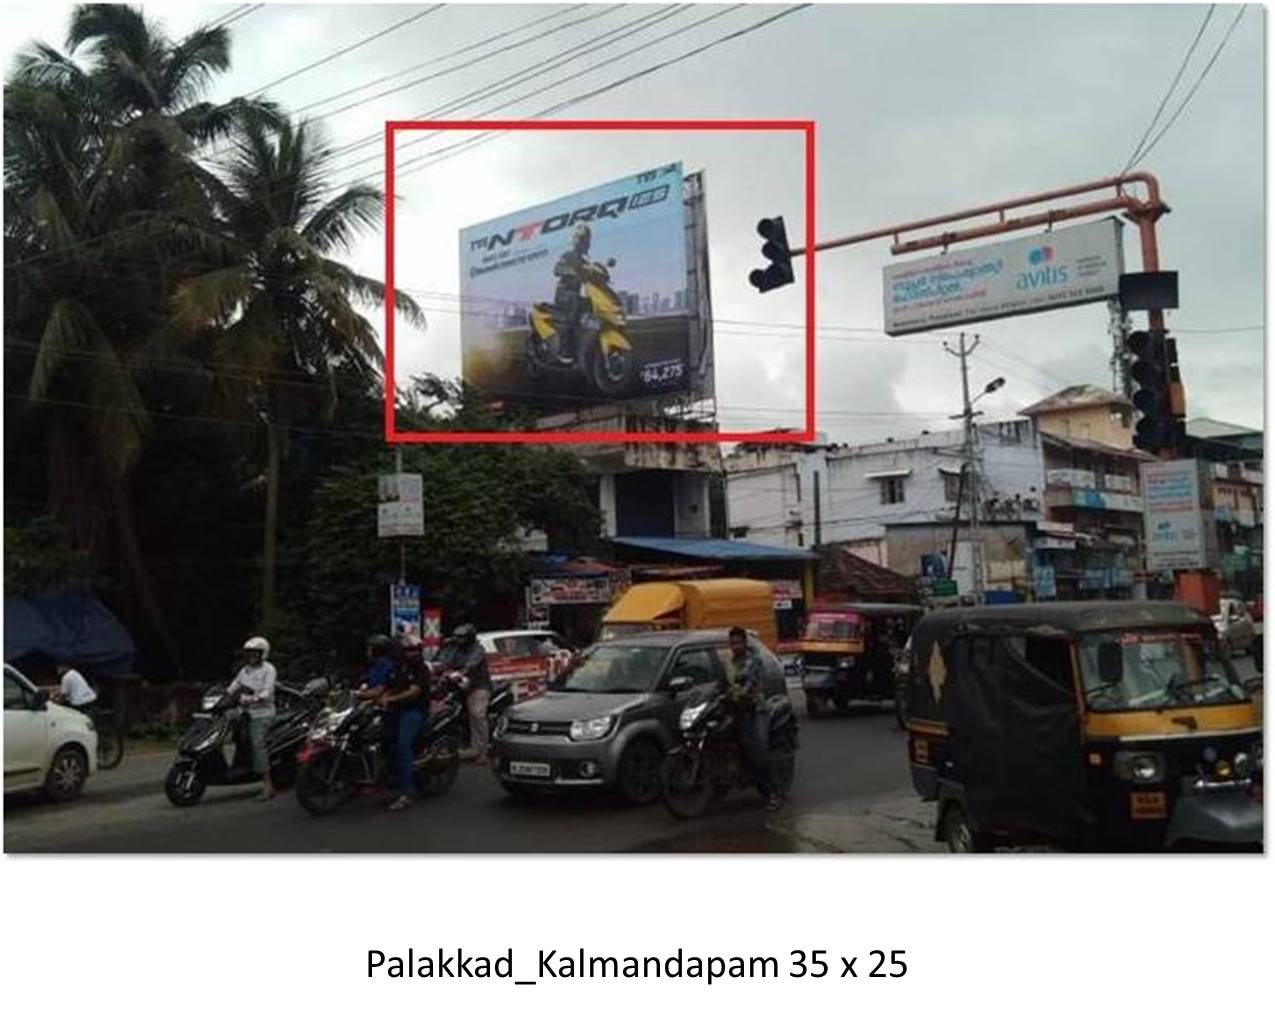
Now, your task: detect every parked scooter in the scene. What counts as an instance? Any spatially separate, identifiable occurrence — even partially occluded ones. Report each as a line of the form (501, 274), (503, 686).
(163, 678), (329, 807)
(661, 689), (799, 820)
(294, 668), (471, 816)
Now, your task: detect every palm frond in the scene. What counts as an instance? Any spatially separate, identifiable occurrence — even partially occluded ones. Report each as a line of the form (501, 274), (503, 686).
(170, 265), (254, 335)
(29, 297), (103, 399)
(301, 184), (383, 254)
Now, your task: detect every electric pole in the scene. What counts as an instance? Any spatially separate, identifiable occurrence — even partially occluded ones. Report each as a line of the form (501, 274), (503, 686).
(944, 333), (1005, 605)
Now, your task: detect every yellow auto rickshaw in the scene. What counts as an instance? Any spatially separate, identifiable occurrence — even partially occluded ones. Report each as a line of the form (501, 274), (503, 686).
(904, 601), (1263, 852)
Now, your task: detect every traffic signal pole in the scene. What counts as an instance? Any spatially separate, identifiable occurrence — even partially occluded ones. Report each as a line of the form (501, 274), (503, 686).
(754, 171), (1220, 613)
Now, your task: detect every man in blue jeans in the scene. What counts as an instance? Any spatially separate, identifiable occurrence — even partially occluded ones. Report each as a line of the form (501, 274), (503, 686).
(378, 648), (430, 812)
(724, 626), (783, 812)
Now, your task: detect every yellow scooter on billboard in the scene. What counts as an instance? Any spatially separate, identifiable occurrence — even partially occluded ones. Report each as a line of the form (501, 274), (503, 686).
(526, 225), (635, 399)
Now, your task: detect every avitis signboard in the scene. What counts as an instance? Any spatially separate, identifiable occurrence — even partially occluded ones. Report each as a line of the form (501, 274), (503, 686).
(882, 218), (1124, 335)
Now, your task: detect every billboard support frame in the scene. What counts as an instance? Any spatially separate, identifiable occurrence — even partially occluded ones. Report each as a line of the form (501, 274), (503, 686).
(384, 119), (817, 445)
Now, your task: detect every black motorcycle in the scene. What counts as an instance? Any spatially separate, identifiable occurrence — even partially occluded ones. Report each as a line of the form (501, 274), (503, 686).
(661, 691), (799, 819)
(294, 669), (471, 816)
(164, 679), (329, 807)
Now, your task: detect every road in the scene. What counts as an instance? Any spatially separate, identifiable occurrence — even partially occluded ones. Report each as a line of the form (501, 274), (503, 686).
(4, 700), (939, 854)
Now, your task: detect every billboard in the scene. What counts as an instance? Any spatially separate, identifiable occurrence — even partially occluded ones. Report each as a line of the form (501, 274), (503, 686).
(1142, 459), (1218, 571)
(883, 218), (1124, 335)
(459, 163), (705, 408)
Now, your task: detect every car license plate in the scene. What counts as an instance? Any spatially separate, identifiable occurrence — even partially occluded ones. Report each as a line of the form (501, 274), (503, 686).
(509, 761), (551, 778)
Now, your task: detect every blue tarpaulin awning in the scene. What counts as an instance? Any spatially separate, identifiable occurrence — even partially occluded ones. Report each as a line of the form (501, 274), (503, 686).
(608, 537), (816, 562)
(3, 588), (136, 676)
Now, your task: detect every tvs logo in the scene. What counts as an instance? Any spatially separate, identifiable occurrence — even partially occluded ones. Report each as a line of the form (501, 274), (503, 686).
(1027, 245), (1054, 265)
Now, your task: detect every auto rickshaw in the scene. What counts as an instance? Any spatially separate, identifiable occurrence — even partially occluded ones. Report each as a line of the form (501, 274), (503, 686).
(796, 602), (922, 718)
(904, 602), (1263, 851)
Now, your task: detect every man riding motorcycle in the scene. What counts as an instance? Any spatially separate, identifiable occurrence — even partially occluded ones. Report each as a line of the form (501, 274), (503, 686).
(725, 626), (783, 812)
(380, 635), (432, 812)
(551, 224), (595, 364)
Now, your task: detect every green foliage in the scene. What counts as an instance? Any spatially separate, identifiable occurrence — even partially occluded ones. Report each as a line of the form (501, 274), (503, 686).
(272, 427), (601, 674)
(3, 516), (97, 596)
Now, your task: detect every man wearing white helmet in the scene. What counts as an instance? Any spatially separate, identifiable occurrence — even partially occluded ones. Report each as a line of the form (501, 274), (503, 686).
(226, 635), (278, 800)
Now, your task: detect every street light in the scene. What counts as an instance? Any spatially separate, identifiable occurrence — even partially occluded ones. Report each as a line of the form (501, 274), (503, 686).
(971, 376), (1006, 407)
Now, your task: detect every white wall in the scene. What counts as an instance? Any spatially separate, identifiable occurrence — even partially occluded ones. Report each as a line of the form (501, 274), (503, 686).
(725, 421), (1046, 552)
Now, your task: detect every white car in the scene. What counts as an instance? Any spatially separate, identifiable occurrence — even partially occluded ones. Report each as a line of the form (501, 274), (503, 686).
(4, 663), (97, 801)
(477, 629), (569, 660)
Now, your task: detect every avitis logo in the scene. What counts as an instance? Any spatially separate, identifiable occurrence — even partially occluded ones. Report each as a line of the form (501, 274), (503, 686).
(1016, 243), (1067, 290)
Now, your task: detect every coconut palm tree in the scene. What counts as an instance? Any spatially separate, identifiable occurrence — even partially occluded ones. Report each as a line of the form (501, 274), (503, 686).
(4, 5), (276, 667)
(171, 117), (425, 629)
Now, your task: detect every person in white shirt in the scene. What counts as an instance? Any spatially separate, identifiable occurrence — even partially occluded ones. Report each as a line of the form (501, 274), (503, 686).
(226, 635), (278, 800)
(54, 663), (97, 708)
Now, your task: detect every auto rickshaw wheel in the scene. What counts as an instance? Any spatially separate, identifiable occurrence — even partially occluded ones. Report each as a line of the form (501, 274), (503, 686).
(940, 803), (988, 853)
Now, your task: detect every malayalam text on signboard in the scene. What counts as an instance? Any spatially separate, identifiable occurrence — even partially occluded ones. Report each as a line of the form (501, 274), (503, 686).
(883, 218), (1124, 335)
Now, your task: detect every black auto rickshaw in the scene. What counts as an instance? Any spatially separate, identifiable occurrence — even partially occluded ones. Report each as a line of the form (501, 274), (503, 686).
(904, 602), (1263, 852)
(797, 602), (922, 718)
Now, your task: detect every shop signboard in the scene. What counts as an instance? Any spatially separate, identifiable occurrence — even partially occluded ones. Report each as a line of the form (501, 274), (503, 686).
(459, 163), (709, 409)
(528, 575), (615, 607)
(1142, 459), (1218, 571)
(883, 219), (1123, 335)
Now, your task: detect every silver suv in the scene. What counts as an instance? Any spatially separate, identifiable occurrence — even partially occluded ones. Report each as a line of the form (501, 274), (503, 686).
(491, 629), (790, 805)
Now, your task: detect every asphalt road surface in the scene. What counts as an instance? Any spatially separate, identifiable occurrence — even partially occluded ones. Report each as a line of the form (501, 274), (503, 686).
(5, 700), (939, 854)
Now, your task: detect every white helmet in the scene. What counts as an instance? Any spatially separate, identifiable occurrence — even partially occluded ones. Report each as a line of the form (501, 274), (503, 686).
(242, 636), (270, 659)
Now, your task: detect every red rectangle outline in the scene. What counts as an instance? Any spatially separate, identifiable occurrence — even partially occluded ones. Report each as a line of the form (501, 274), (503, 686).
(384, 119), (815, 445)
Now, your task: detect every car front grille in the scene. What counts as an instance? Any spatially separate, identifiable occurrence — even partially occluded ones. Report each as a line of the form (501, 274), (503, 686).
(505, 718), (572, 737)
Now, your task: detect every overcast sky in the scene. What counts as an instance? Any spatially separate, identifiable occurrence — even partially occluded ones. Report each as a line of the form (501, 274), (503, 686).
(4, 2), (1265, 441)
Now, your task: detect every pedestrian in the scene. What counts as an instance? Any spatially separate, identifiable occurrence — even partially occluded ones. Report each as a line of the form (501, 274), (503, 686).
(53, 662), (97, 708)
(226, 635), (278, 801)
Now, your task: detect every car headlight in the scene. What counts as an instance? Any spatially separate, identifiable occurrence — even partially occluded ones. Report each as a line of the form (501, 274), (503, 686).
(1255, 740), (1264, 774)
(569, 715), (615, 741)
(679, 701), (710, 731)
(494, 713), (510, 739)
(1232, 752), (1251, 779)
(1114, 751), (1165, 784)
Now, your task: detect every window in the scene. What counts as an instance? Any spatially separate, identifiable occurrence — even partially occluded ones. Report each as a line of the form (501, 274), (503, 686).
(880, 476), (906, 504)
(669, 648), (719, 686)
(1023, 636), (1075, 689)
(942, 471), (965, 503)
(4, 673), (30, 710)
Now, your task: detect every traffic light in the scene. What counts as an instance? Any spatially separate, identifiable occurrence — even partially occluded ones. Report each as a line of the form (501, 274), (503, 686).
(1127, 329), (1183, 453)
(748, 216), (795, 293)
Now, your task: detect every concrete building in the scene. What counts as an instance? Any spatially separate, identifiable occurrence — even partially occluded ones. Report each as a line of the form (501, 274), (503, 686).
(1186, 418), (1264, 599)
(1020, 386), (1152, 600)
(724, 420), (1046, 598)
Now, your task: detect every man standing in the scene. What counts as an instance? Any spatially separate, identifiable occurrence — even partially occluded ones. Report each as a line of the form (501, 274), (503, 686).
(724, 627), (782, 812)
(226, 636), (278, 801)
(53, 662), (97, 708)
(448, 625), (492, 765)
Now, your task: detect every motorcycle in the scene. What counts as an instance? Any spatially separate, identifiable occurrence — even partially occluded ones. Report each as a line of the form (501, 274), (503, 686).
(163, 678), (329, 807)
(293, 668), (471, 816)
(660, 690), (799, 820)
(526, 257), (636, 398)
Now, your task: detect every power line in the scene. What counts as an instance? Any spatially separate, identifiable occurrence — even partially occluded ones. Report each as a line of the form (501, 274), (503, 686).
(247, 5), (446, 97)
(291, 5), (586, 116)
(1131, 4), (1249, 168)
(1119, 4), (1215, 175)
(204, 5), (252, 31)
(216, 4), (264, 30)
(323, 4), (694, 179)
(382, 4), (814, 184)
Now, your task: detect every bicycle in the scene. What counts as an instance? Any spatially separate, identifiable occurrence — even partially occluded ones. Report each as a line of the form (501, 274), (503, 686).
(90, 705), (125, 770)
